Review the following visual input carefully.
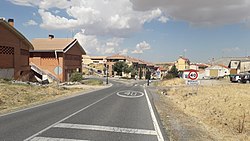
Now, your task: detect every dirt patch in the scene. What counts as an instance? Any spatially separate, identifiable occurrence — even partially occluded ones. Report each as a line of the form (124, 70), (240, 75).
(154, 79), (250, 141)
(0, 80), (106, 115)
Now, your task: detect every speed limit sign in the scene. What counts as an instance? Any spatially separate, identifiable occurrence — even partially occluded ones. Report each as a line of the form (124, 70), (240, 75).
(188, 70), (198, 80)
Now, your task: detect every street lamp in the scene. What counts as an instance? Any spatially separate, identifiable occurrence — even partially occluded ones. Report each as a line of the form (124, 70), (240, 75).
(106, 65), (109, 85)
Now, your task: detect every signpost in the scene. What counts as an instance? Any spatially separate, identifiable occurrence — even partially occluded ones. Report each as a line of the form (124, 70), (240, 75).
(186, 70), (200, 94)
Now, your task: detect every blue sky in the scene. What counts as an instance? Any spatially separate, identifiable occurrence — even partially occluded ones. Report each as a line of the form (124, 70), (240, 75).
(1, 0), (250, 63)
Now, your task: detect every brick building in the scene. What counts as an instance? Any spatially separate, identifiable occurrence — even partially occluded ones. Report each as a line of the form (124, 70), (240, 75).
(30, 36), (86, 82)
(0, 19), (34, 81)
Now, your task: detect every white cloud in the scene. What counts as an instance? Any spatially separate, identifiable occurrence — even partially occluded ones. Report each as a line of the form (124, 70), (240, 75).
(158, 16), (168, 23)
(130, 0), (250, 26)
(38, 9), (78, 30)
(131, 49), (143, 54)
(23, 19), (38, 26)
(8, 0), (166, 36)
(132, 41), (151, 54)
(74, 30), (124, 55)
(119, 49), (129, 55)
(74, 30), (100, 54)
(140, 8), (162, 23)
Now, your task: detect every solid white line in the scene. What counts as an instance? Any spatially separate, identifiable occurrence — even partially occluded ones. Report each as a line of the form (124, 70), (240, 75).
(54, 123), (157, 136)
(30, 137), (89, 141)
(144, 88), (164, 141)
(24, 93), (113, 141)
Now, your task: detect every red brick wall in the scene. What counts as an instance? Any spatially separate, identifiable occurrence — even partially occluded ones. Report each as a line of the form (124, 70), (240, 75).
(30, 52), (64, 81)
(30, 43), (84, 82)
(0, 24), (31, 81)
(63, 43), (83, 81)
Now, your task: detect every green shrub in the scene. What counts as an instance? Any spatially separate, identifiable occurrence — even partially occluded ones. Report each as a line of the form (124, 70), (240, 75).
(70, 72), (83, 82)
(163, 74), (175, 80)
(82, 79), (103, 85)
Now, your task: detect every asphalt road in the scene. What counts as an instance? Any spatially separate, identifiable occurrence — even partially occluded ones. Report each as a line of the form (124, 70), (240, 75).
(0, 79), (166, 141)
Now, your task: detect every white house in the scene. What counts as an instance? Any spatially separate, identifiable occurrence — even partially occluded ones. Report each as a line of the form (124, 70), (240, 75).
(182, 69), (199, 80)
(205, 65), (230, 78)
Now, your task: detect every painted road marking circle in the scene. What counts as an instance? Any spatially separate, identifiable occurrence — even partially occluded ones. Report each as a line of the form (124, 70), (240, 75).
(117, 90), (144, 98)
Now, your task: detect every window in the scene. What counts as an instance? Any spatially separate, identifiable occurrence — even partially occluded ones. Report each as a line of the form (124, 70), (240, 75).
(0, 46), (14, 55)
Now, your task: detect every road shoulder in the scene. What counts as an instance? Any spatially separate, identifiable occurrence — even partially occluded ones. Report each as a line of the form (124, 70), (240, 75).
(147, 86), (215, 141)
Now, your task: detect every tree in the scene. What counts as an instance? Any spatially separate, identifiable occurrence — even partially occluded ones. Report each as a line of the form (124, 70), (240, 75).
(169, 65), (179, 77)
(113, 61), (129, 76)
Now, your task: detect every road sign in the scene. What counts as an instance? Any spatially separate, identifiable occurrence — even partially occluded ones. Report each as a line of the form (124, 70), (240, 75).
(54, 66), (62, 75)
(117, 90), (144, 98)
(188, 70), (198, 80)
(186, 80), (200, 85)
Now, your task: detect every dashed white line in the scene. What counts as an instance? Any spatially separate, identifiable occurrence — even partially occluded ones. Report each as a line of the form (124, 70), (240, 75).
(30, 137), (89, 141)
(54, 123), (157, 136)
(24, 93), (113, 141)
(144, 88), (164, 141)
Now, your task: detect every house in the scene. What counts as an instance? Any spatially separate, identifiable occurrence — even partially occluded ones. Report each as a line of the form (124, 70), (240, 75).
(175, 56), (190, 71)
(228, 60), (250, 74)
(82, 55), (92, 66)
(155, 66), (168, 79)
(190, 63), (209, 70)
(91, 56), (107, 64)
(0, 18), (34, 81)
(30, 36), (86, 82)
(205, 65), (230, 78)
(106, 54), (153, 79)
(182, 69), (199, 80)
(82, 56), (107, 75)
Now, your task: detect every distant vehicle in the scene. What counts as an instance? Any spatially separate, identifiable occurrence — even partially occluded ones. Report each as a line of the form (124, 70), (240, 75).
(230, 74), (241, 83)
(240, 74), (250, 83)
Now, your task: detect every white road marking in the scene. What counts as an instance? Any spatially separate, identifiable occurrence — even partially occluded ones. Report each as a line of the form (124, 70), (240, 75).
(54, 123), (157, 136)
(144, 88), (164, 141)
(116, 90), (144, 98)
(30, 137), (89, 141)
(24, 93), (114, 141)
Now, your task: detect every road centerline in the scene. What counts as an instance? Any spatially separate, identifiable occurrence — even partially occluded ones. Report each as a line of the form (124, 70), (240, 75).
(24, 92), (114, 141)
(54, 123), (157, 136)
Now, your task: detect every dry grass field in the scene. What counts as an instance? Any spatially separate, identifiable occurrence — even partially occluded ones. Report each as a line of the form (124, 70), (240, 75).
(156, 78), (250, 141)
(0, 79), (104, 114)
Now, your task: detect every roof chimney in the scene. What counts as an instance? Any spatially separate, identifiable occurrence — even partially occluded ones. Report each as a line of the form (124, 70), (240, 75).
(8, 19), (14, 27)
(49, 34), (54, 39)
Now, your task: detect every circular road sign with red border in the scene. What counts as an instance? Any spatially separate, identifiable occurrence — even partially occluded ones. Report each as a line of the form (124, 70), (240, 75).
(188, 70), (198, 80)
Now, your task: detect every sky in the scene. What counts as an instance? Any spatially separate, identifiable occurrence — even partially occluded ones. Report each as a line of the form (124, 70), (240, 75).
(1, 0), (250, 63)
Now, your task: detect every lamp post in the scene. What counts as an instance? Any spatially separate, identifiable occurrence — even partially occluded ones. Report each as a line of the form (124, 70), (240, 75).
(106, 65), (109, 85)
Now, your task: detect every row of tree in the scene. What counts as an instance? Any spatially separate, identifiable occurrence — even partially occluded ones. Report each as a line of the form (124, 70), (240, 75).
(111, 61), (179, 79)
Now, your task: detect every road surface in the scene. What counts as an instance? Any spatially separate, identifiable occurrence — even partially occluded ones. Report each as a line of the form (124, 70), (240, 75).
(0, 80), (166, 141)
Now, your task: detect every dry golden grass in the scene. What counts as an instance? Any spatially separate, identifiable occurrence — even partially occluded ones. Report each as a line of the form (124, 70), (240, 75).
(0, 81), (84, 114)
(157, 78), (185, 87)
(158, 79), (250, 141)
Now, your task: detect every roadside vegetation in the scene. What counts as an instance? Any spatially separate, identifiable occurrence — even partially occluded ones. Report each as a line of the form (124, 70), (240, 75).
(155, 78), (250, 140)
(0, 77), (104, 114)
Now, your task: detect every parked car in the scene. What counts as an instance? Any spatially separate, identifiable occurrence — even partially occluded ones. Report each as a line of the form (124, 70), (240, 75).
(230, 74), (241, 83)
(240, 74), (250, 83)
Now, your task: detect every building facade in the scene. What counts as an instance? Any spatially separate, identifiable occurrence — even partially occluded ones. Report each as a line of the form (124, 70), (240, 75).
(0, 19), (33, 81)
(30, 37), (86, 82)
(175, 56), (190, 71)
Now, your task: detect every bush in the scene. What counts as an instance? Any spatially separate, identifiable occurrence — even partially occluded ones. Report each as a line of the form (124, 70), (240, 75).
(163, 74), (175, 80)
(82, 79), (103, 85)
(70, 72), (83, 82)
